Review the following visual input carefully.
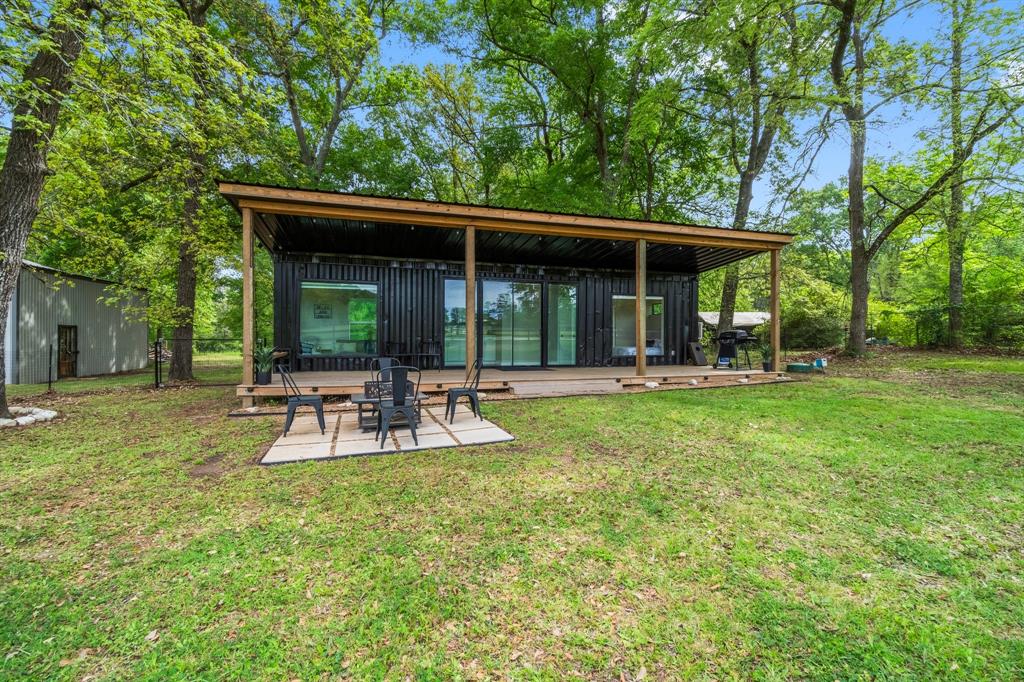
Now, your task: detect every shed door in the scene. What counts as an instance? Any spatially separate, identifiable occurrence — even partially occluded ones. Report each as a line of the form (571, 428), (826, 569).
(58, 325), (78, 379)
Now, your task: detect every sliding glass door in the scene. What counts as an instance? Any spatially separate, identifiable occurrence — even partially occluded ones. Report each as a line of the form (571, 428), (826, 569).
(547, 284), (577, 365)
(482, 281), (542, 367)
(443, 279), (577, 368)
(443, 279), (467, 366)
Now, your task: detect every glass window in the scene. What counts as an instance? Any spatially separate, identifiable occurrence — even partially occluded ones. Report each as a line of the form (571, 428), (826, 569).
(612, 295), (664, 357)
(512, 282), (542, 366)
(481, 281), (542, 367)
(547, 284), (577, 365)
(299, 282), (377, 356)
(444, 279), (467, 366)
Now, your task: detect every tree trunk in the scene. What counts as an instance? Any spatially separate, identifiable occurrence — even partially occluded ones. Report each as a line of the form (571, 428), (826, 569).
(0, 1), (94, 418)
(718, 263), (741, 334)
(718, 169), (757, 333)
(847, 117), (869, 354)
(168, 0), (212, 382)
(833, 10), (869, 355)
(169, 146), (204, 381)
(947, 0), (968, 350)
(718, 35), (780, 337)
(948, 182), (965, 349)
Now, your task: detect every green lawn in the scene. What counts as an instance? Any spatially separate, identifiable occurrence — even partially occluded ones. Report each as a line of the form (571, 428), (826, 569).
(7, 353), (242, 399)
(1, 352), (1022, 680)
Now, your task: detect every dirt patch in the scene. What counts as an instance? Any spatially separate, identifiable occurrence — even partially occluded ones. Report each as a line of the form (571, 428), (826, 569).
(188, 453), (228, 478)
(583, 440), (629, 460)
(173, 394), (232, 423)
(9, 391), (84, 410)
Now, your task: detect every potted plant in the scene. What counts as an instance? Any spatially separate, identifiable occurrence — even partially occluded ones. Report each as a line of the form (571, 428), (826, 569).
(254, 345), (275, 385)
(760, 341), (773, 372)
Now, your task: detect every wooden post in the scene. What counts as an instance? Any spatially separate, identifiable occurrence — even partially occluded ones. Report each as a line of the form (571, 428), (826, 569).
(635, 238), (647, 377)
(465, 225), (476, 380)
(241, 206), (255, 407)
(770, 248), (781, 372)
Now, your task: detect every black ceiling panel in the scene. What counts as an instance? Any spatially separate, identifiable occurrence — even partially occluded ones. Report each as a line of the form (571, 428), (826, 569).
(258, 215), (765, 274)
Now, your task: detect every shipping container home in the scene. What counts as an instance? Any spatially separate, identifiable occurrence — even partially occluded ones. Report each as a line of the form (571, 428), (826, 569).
(3, 262), (148, 385)
(218, 182), (792, 405)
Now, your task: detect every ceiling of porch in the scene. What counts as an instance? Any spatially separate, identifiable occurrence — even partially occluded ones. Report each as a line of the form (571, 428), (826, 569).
(255, 214), (763, 274)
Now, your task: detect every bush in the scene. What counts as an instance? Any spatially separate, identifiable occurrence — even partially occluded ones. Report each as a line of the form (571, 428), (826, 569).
(779, 270), (849, 349)
(781, 308), (846, 349)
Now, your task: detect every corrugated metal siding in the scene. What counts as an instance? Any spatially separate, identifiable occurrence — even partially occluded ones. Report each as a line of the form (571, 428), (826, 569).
(15, 268), (149, 384)
(3, 284), (15, 384)
(275, 254), (699, 371)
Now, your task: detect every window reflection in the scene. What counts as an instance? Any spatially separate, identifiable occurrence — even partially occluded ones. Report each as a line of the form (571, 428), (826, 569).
(299, 282), (377, 356)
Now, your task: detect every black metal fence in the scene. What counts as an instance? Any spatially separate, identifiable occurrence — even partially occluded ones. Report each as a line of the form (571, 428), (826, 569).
(153, 337), (243, 388)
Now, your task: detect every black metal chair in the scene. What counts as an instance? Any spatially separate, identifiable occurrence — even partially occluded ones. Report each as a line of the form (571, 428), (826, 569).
(280, 366), (326, 437)
(369, 356), (398, 380)
(375, 365), (421, 448)
(417, 339), (442, 370)
(362, 357), (398, 424)
(445, 359), (483, 424)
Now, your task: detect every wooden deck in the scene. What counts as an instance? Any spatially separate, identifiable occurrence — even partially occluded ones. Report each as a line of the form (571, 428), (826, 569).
(238, 365), (789, 400)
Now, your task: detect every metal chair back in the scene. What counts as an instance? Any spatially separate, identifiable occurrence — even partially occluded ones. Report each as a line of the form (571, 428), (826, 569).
(279, 365), (302, 399)
(370, 356), (398, 381)
(463, 358), (482, 389)
(375, 365), (420, 407)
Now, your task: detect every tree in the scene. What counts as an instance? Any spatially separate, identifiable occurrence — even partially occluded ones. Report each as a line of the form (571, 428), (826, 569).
(230, 0), (411, 186)
(0, 0), (98, 418)
(946, 0), (969, 348)
(939, 0), (1024, 348)
(19, 0), (267, 383)
(467, 0), (656, 212)
(167, 0), (267, 381)
(824, 0), (1021, 353)
(435, 0), (719, 219)
(667, 0), (821, 332)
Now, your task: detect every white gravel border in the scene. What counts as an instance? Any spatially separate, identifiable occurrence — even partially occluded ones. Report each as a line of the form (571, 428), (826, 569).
(0, 406), (58, 428)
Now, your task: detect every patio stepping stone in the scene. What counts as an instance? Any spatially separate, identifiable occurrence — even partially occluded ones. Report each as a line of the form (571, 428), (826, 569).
(260, 405), (513, 464)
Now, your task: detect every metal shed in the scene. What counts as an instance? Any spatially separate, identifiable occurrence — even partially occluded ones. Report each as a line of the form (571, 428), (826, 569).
(3, 262), (149, 385)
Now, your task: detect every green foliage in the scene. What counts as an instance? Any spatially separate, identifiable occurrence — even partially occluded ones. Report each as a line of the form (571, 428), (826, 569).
(779, 265), (849, 349)
(5, 0), (1022, 357)
(252, 344), (275, 372)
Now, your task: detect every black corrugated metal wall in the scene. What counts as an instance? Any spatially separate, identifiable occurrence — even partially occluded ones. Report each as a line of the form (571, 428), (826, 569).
(274, 253), (698, 371)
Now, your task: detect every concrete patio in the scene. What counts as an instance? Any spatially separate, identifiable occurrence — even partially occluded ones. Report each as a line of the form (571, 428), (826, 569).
(261, 404), (514, 464)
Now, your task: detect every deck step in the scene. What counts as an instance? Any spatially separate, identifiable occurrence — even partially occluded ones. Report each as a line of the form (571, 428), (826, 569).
(509, 379), (622, 397)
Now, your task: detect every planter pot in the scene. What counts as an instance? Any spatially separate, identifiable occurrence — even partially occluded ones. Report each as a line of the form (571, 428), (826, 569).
(256, 370), (272, 385)
(762, 361), (772, 372)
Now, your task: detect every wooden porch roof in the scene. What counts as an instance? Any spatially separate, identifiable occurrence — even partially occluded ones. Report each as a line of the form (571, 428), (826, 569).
(218, 181), (793, 274)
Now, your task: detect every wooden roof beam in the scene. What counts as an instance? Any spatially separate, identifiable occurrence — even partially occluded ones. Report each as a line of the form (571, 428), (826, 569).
(236, 198), (783, 252)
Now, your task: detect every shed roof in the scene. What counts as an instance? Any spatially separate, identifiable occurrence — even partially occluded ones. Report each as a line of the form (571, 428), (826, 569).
(22, 260), (125, 287)
(699, 311), (772, 328)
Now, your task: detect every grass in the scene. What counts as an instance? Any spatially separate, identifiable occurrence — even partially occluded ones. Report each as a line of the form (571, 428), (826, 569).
(7, 354), (242, 399)
(1, 351), (1022, 680)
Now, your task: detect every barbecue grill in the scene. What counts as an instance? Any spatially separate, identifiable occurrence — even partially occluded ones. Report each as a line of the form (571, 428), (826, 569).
(715, 329), (758, 370)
